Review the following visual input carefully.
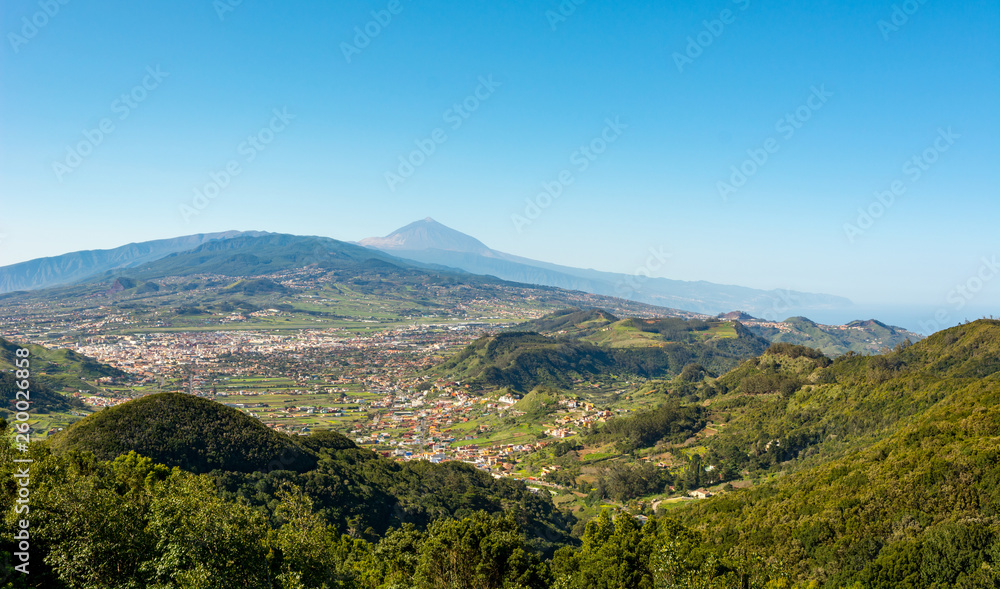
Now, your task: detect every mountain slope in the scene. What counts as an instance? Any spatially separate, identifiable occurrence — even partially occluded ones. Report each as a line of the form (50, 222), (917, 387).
(0, 337), (105, 414)
(0, 337), (126, 392)
(125, 232), (405, 279)
(360, 217), (493, 255)
(0, 231), (263, 293)
(678, 319), (1000, 586)
(435, 315), (769, 392)
(361, 218), (853, 316)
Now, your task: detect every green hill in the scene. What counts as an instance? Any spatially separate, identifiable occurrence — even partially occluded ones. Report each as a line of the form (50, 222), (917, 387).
(514, 307), (620, 335)
(0, 337), (95, 414)
(436, 312), (769, 392)
(47, 392), (318, 474)
(0, 337), (125, 393)
(676, 319), (1000, 586)
(436, 332), (617, 391)
(0, 371), (84, 415)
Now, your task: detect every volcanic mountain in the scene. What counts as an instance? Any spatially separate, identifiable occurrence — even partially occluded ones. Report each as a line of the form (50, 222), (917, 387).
(361, 218), (853, 317)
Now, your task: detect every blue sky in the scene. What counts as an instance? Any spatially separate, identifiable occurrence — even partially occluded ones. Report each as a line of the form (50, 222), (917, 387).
(1, 0), (997, 317)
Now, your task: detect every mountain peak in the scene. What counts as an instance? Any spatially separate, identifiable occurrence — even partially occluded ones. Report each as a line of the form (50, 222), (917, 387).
(360, 219), (494, 255)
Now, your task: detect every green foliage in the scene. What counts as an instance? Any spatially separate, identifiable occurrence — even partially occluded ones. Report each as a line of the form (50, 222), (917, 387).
(678, 320), (1000, 587)
(0, 337), (117, 412)
(438, 332), (617, 392)
(595, 461), (671, 502)
(515, 308), (619, 335)
(0, 371), (84, 415)
(551, 510), (784, 589)
(299, 429), (358, 453)
(6, 320), (1000, 588)
(414, 511), (550, 589)
(439, 326), (765, 392)
(143, 470), (274, 587)
(763, 342), (830, 363)
(588, 401), (705, 453)
(47, 393), (317, 474)
(678, 363), (710, 383)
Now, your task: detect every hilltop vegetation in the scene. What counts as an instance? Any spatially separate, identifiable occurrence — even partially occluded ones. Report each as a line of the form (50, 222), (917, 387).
(676, 320), (1000, 587)
(47, 392), (318, 474)
(0, 372), (83, 415)
(436, 313), (770, 392)
(515, 308), (620, 335)
(436, 332), (617, 391)
(543, 319), (1000, 587)
(0, 434), (788, 588)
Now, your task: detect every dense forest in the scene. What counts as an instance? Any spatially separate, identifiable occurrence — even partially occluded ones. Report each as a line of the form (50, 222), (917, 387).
(3, 320), (1000, 587)
(0, 422), (784, 588)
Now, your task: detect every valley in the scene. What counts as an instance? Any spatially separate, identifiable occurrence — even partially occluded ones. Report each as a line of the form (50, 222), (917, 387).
(0, 231), (992, 588)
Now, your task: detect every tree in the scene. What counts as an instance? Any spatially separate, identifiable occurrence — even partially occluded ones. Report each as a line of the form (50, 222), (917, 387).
(143, 470), (273, 588)
(414, 511), (548, 589)
(273, 483), (368, 588)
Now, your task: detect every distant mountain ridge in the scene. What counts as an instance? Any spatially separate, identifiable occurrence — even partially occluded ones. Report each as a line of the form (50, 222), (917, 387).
(2, 222), (863, 327)
(361, 218), (853, 317)
(0, 231), (265, 293)
(722, 311), (923, 355)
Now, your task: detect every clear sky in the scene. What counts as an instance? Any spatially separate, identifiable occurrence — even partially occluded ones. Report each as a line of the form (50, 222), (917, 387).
(1, 0), (997, 313)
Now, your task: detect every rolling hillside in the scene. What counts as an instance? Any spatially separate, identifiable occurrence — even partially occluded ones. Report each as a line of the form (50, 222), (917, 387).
(0, 337), (108, 414)
(434, 315), (770, 391)
(668, 320), (1000, 586)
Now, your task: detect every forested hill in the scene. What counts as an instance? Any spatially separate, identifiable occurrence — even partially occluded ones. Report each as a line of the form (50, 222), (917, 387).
(46, 392), (319, 474)
(34, 391), (574, 552)
(434, 321), (769, 391)
(677, 319), (1000, 587)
